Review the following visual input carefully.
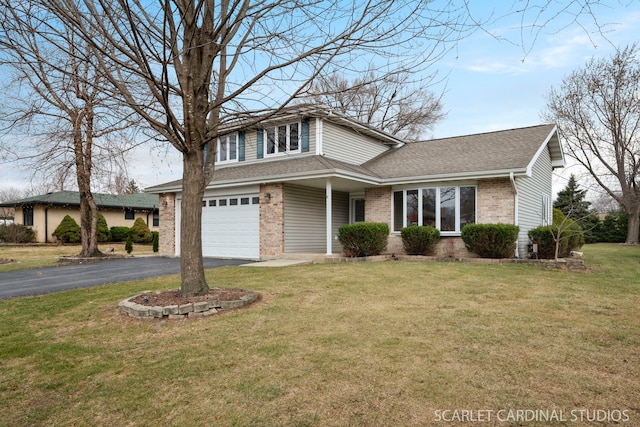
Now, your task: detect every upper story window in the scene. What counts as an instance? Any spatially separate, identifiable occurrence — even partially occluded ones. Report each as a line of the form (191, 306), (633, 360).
(264, 122), (300, 157)
(393, 186), (476, 235)
(216, 133), (238, 163)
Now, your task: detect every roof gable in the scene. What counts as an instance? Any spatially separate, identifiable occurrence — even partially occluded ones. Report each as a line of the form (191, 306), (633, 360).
(363, 124), (562, 181)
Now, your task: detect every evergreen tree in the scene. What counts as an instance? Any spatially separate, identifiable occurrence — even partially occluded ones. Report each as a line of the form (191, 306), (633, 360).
(554, 175), (592, 219)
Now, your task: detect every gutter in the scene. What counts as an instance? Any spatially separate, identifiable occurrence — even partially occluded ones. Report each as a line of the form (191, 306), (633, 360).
(510, 172), (520, 258)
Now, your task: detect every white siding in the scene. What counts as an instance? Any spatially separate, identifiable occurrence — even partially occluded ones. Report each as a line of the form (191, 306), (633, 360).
(284, 184), (349, 253)
(321, 121), (389, 165)
(516, 145), (553, 257)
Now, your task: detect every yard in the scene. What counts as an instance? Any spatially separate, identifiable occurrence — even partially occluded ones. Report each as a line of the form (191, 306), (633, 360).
(0, 244), (638, 426)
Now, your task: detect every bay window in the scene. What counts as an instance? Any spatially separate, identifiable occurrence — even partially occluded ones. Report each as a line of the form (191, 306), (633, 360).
(393, 185), (476, 234)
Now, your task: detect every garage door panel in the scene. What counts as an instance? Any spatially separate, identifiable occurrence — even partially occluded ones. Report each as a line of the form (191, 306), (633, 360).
(201, 194), (259, 259)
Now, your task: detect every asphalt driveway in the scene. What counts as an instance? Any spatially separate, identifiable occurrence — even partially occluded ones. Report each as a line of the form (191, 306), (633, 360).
(0, 257), (251, 300)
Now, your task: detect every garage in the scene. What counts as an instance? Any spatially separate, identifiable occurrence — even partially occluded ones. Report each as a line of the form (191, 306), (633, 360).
(200, 194), (260, 259)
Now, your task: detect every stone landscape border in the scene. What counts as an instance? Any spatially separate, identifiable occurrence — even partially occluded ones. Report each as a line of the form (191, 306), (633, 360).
(119, 289), (260, 319)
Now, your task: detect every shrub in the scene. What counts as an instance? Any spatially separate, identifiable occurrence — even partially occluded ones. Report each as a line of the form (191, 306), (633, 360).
(110, 226), (131, 242)
(96, 213), (111, 242)
(52, 215), (81, 243)
(152, 231), (159, 253)
(461, 223), (520, 258)
(400, 225), (440, 255)
(338, 222), (389, 257)
(528, 223), (584, 259)
(0, 224), (35, 243)
(130, 218), (153, 243)
(125, 236), (133, 254)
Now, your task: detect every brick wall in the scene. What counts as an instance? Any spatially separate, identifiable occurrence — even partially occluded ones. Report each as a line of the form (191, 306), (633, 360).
(477, 178), (515, 224)
(260, 183), (285, 259)
(364, 186), (391, 224)
(159, 193), (175, 256)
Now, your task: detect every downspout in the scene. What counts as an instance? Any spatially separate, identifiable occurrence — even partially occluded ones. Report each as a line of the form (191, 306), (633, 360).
(45, 207), (48, 243)
(510, 172), (519, 258)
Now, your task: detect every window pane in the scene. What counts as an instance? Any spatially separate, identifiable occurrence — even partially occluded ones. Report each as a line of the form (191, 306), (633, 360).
(266, 128), (276, 154)
(153, 211), (159, 227)
(219, 199), (227, 206)
(229, 135), (237, 160)
(230, 198), (238, 206)
(354, 199), (365, 222)
(460, 186), (476, 228)
(289, 123), (299, 150)
(278, 125), (287, 152)
(440, 187), (456, 231)
(406, 190), (419, 226)
(422, 188), (436, 227)
(252, 196), (260, 205)
(220, 137), (227, 161)
(393, 191), (404, 231)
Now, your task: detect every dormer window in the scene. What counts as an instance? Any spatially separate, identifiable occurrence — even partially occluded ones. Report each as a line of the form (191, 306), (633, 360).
(264, 122), (300, 156)
(217, 133), (238, 163)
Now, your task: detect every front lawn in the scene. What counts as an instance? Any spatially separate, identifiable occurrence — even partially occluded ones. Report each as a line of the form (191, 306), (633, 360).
(0, 243), (155, 272)
(0, 244), (638, 426)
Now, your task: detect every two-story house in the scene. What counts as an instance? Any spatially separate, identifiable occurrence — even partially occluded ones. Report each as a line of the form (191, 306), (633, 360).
(147, 105), (564, 260)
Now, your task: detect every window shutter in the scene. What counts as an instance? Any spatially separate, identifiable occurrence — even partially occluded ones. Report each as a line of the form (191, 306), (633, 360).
(238, 131), (245, 161)
(256, 129), (264, 159)
(301, 119), (310, 152)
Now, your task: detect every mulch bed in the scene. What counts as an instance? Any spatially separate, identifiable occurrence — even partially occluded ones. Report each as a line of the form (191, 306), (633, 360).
(131, 287), (254, 307)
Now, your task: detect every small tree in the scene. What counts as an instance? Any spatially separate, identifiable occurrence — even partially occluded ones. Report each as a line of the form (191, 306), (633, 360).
(125, 236), (133, 254)
(52, 215), (81, 243)
(95, 213), (111, 242)
(152, 231), (159, 253)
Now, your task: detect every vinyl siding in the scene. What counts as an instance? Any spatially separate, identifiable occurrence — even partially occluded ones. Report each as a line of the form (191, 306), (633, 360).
(218, 120), (317, 168)
(284, 184), (349, 253)
(321, 121), (389, 165)
(516, 145), (553, 257)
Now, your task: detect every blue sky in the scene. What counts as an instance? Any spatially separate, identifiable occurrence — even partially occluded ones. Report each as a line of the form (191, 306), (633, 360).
(1, 1), (640, 195)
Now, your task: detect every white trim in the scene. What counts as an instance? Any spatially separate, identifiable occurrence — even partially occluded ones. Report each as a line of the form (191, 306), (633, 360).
(316, 117), (323, 155)
(526, 126), (565, 176)
(325, 179), (332, 255)
(510, 172), (520, 258)
(263, 122), (302, 158)
(215, 133), (239, 164)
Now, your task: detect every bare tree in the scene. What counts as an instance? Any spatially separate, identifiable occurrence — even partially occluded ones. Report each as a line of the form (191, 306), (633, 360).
(300, 69), (446, 141)
(544, 45), (640, 244)
(0, 2), (139, 256)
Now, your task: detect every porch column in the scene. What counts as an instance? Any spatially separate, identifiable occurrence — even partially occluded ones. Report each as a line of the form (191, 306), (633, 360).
(326, 179), (332, 255)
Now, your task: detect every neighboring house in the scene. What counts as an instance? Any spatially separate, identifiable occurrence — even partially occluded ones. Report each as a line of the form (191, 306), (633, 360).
(147, 105), (564, 260)
(0, 191), (159, 243)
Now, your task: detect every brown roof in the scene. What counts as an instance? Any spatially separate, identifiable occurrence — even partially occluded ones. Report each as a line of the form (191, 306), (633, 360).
(363, 124), (560, 180)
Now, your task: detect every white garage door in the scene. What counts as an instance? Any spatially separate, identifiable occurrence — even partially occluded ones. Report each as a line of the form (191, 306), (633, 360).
(201, 194), (260, 259)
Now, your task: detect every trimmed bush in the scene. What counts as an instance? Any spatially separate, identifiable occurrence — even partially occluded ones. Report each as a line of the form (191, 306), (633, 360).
(528, 223), (584, 259)
(52, 215), (81, 243)
(130, 218), (152, 243)
(338, 222), (389, 257)
(401, 225), (440, 255)
(0, 224), (35, 243)
(461, 223), (520, 258)
(125, 236), (133, 254)
(110, 226), (131, 242)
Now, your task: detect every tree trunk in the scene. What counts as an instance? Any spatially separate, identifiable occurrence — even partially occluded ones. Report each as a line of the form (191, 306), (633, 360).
(179, 150), (209, 297)
(625, 205), (640, 245)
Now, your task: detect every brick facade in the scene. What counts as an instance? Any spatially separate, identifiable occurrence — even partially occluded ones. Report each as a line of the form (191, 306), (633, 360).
(364, 186), (391, 224)
(259, 183), (285, 259)
(477, 178), (516, 224)
(158, 193), (176, 256)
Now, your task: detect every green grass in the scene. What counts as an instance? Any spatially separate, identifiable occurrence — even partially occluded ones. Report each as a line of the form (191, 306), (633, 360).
(0, 243), (639, 426)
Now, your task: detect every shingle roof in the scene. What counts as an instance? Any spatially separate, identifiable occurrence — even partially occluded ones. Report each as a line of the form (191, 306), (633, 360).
(0, 190), (159, 209)
(146, 124), (562, 192)
(146, 155), (380, 192)
(362, 124), (559, 180)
